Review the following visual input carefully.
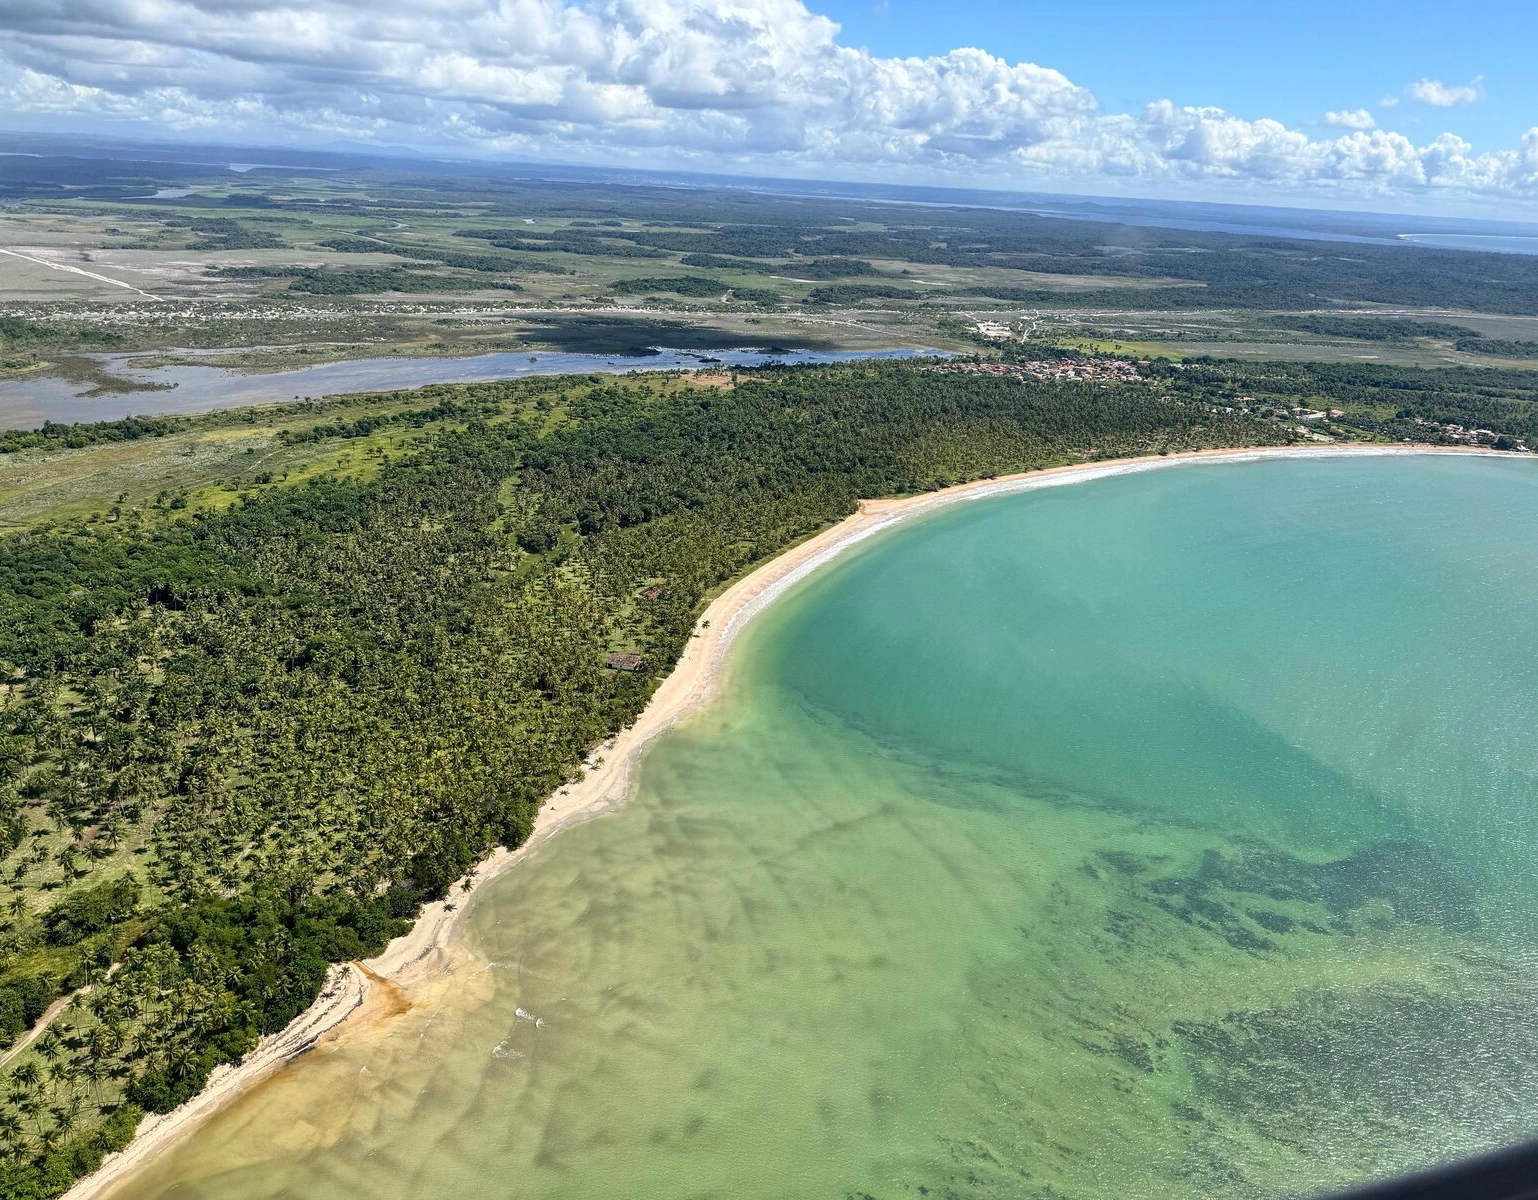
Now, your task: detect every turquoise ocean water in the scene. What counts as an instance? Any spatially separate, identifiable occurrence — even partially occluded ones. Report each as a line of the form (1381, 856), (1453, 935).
(114, 454), (1538, 1200)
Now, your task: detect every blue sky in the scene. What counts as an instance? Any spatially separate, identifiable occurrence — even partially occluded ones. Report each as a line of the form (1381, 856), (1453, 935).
(1, 0), (1535, 213)
(823, 0), (1533, 149)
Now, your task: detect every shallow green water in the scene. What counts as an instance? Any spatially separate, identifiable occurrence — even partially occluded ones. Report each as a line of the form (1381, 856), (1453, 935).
(118, 455), (1538, 1200)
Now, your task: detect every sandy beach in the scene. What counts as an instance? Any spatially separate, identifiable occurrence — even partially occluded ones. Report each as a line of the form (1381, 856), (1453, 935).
(64, 440), (1522, 1200)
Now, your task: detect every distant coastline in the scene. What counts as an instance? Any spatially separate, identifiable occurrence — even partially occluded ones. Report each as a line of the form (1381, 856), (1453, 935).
(65, 440), (1528, 1200)
(1396, 231), (1538, 256)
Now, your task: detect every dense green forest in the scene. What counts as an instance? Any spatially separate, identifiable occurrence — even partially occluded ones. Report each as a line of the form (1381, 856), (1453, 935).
(284, 269), (522, 296)
(1262, 315), (1476, 342)
(807, 283), (925, 304)
(1260, 316), (1538, 360)
(174, 218), (285, 252)
(206, 266), (523, 296)
(0, 362), (1298, 1196)
(609, 275), (730, 298)
(0, 319), (125, 357)
(0, 415), (185, 455)
(676, 254), (881, 279)
(1456, 337), (1538, 359)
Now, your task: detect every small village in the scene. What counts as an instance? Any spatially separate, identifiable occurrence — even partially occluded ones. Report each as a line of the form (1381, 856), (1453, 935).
(1411, 416), (1529, 450)
(924, 357), (1147, 384)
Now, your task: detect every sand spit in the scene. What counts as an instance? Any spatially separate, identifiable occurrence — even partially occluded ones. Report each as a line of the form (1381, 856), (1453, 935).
(65, 441), (1523, 1200)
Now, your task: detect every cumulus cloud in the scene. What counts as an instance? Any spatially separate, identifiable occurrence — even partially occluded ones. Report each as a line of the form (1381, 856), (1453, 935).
(0, 0), (1100, 160)
(1407, 77), (1484, 107)
(0, 0), (1532, 200)
(1323, 108), (1375, 130)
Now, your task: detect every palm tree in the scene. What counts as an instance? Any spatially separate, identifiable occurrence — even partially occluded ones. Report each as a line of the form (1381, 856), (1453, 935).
(52, 1058), (80, 1095)
(166, 1043), (198, 1085)
(35, 1028), (63, 1065)
(80, 1055), (107, 1107)
(15, 1091), (44, 1138)
(11, 1061), (40, 1094)
(57, 1094), (82, 1134)
(34, 1118), (59, 1156)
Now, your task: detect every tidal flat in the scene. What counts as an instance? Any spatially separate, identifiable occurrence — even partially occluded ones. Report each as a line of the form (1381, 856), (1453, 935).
(105, 454), (1538, 1200)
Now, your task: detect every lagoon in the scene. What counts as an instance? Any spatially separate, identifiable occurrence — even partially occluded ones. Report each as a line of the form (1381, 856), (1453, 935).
(0, 346), (940, 430)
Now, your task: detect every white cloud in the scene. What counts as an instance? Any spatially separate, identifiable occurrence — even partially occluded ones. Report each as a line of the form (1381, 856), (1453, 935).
(0, 1), (1532, 201)
(1323, 108), (1375, 130)
(1407, 77), (1484, 108)
(0, 0), (1099, 161)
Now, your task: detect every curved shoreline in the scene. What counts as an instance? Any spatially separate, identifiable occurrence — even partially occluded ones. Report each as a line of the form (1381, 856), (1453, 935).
(65, 441), (1523, 1200)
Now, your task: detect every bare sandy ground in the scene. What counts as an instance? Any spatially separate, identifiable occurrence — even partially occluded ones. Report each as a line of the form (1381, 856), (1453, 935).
(0, 247), (164, 303)
(65, 441), (1523, 1200)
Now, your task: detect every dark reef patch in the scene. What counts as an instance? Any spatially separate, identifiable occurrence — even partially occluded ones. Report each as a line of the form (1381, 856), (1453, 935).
(1197, 838), (1480, 931)
(1097, 837), (1480, 960)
